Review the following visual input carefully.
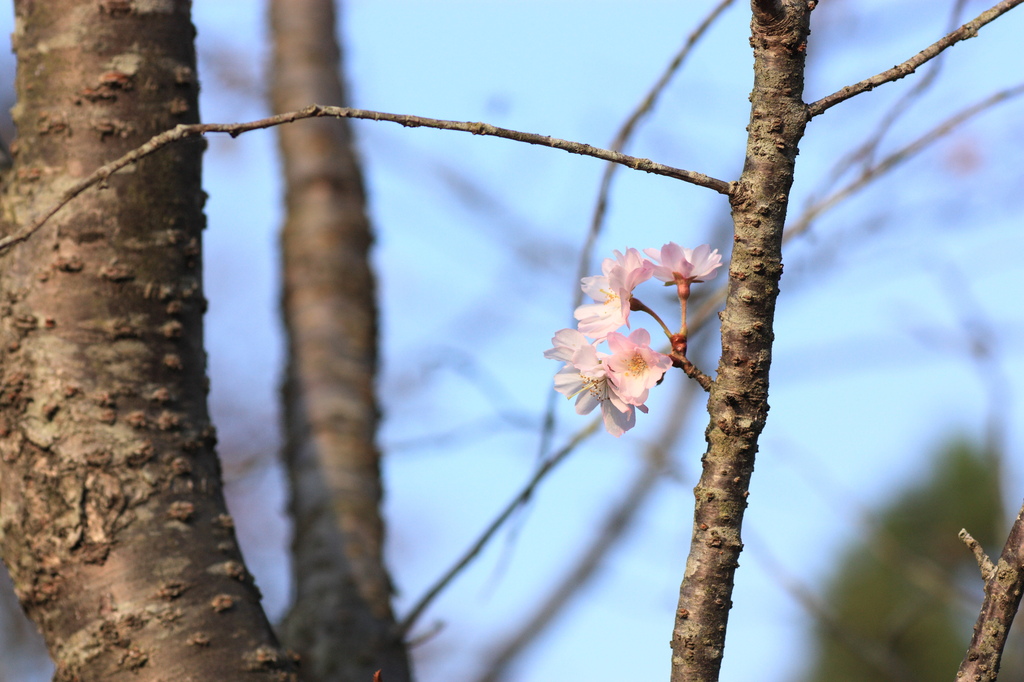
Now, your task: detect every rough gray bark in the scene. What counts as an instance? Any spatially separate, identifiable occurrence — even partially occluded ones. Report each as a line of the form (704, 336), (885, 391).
(670, 2), (812, 680)
(0, 1), (295, 679)
(269, 1), (411, 680)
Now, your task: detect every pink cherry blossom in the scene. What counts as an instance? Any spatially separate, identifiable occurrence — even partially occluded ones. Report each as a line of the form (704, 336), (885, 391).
(643, 242), (722, 284)
(573, 248), (653, 339)
(573, 275), (624, 339)
(545, 329), (638, 437)
(606, 247), (653, 296)
(605, 329), (672, 406)
(543, 328), (593, 363)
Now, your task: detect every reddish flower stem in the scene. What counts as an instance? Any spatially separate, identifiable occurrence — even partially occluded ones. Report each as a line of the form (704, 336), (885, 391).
(674, 278), (693, 338)
(630, 297), (674, 340)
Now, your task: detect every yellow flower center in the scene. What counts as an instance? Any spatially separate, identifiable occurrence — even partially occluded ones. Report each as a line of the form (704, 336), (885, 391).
(568, 373), (607, 402)
(625, 352), (647, 377)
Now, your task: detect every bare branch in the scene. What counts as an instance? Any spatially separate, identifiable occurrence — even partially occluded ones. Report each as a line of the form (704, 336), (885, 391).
(474, 379), (701, 682)
(0, 106), (732, 253)
(958, 503), (1024, 680)
(609, 0), (737, 159)
(816, 0), (968, 188)
(960, 528), (996, 582)
(790, 83), (1024, 241)
(679, 82), (1023, 389)
(807, 0), (1024, 118)
(752, 0), (790, 21)
(397, 418), (600, 637)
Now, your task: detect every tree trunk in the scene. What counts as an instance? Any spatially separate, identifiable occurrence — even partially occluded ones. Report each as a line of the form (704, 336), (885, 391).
(0, 1), (295, 679)
(269, 1), (411, 680)
(671, 2), (812, 680)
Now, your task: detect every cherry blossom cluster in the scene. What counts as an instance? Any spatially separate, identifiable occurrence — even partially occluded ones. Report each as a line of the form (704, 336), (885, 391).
(544, 243), (722, 436)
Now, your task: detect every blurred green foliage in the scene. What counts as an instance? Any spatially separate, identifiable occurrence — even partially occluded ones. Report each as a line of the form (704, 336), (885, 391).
(801, 439), (1022, 681)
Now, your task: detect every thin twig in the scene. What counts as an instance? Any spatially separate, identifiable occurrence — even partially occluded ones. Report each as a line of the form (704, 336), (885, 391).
(960, 528), (997, 582)
(926, 263), (1013, 495)
(681, 82), (1024, 350)
(672, 354), (713, 392)
(771, 439), (995, 641)
(807, 0), (1024, 118)
(792, 83), (1024, 241)
(0, 105), (732, 253)
(397, 418), (600, 636)
(473, 378), (701, 682)
(575, 0), (738, 308)
(816, 0), (967, 190)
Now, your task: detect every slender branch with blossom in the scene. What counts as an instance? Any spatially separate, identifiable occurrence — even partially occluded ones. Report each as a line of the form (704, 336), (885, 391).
(546, 242), (722, 435)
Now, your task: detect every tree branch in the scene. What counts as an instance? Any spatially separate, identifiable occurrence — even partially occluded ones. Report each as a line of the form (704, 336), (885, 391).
(670, 2), (813, 679)
(672, 354), (714, 392)
(959, 528), (996, 582)
(397, 419), (600, 637)
(791, 83), (1024, 241)
(813, 0), (968, 188)
(958, 504), (1024, 680)
(0, 106), (732, 253)
(473, 379), (701, 682)
(807, 0), (1024, 118)
(681, 81), (1024, 348)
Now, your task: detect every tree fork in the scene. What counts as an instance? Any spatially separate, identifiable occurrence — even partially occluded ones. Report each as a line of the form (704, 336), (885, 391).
(670, 2), (812, 680)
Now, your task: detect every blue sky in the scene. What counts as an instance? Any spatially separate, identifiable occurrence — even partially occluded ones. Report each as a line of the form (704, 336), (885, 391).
(2, 1), (1023, 680)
